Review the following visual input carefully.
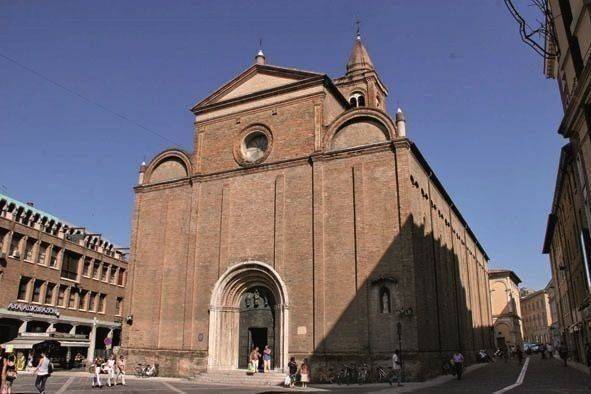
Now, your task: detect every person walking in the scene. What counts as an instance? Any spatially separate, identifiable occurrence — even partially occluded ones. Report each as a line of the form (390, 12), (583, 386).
(287, 357), (297, 388)
(516, 346), (524, 365)
(3, 353), (17, 394)
(249, 347), (261, 374)
(105, 354), (116, 387)
(91, 358), (103, 388)
(546, 343), (554, 357)
(0, 349), (5, 394)
(262, 345), (272, 373)
(388, 349), (403, 387)
(452, 351), (464, 380)
(299, 358), (310, 389)
(34, 351), (51, 394)
(116, 355), (126, 386)
(559, 344), (568, 367)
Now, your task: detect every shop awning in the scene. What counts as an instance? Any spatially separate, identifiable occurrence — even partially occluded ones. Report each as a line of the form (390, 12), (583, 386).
(56, 340), (89, 348)
(0, 337), (44, 349)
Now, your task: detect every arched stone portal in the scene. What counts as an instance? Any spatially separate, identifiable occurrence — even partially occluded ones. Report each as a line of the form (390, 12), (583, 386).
(208, 261), (289, 372)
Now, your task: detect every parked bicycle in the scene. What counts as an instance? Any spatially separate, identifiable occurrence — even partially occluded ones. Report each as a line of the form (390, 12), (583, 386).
(373, 365), (394, 383)
(134, 363), (159, 378)
(336, 363), (358, 385)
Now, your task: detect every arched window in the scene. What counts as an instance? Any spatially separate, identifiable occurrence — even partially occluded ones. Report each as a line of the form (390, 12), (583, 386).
(349, 92), (365, 108)
(379, 286), (391, 314)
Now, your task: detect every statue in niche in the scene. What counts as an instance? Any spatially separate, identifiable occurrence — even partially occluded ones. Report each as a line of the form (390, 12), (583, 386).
(245, 292), (253, 308)
(380, 287), (391, 314)
(253, 290), (260, 308)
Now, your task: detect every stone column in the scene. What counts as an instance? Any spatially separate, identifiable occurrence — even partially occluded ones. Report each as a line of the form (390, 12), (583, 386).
(87, 318), (97, 362)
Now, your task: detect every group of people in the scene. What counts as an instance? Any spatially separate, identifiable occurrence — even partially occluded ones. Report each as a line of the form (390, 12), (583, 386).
(248, 345), (273, 373)
(90, 354), (126, 388)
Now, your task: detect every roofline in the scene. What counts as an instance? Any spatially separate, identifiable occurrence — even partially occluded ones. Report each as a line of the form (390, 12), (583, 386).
(190, 63), (338, 113)
(191, 74), (349, 115)
(542, 143), (572, 253)
(488, 269), (522, 285)
(521, 289), (547, 300)
(0, 193), (125, 252)
(409, 142), (489, 260)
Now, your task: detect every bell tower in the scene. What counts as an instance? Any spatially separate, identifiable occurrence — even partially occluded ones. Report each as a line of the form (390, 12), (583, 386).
(334, 29), (389, 110)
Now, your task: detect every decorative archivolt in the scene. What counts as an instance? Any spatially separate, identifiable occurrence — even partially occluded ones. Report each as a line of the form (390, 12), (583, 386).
(210, 260), (290, 309)
(144, 149), (192, 184)
(324, 107), (397, 151)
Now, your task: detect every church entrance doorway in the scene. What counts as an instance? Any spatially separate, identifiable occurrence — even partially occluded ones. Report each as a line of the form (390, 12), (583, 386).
(238, 287), (275, 369)
(208, 261), (289, 372)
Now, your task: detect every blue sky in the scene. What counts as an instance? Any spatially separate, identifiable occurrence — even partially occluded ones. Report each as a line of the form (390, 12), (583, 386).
(0, 1), (563, 289)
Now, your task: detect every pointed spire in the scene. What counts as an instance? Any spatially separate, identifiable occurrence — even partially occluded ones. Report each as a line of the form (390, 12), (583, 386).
(346, 27), (374, 75)
(255, 38), (266, 65)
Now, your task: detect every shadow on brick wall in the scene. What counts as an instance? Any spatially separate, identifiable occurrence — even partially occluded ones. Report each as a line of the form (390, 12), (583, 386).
(310, 217), (494, 380)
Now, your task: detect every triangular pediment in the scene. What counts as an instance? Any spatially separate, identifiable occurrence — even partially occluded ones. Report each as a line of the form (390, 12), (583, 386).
(192, 64), (325, 112)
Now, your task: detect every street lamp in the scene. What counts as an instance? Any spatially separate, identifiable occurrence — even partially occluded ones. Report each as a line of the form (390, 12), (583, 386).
(397, 321), (402, 368)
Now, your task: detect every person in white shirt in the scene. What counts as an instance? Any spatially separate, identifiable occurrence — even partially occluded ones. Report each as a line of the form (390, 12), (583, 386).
(34, 352), (51, 394)
(104, 355), (116, 387)
(389, 349), (403, 387)
(92, 358), (102, 388)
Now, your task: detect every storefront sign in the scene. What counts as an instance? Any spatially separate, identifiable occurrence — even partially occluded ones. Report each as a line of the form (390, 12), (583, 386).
(7, 302), (60, 317)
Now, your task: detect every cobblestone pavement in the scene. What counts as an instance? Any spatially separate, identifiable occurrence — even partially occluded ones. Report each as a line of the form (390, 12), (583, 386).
(8, 356), (591, 393)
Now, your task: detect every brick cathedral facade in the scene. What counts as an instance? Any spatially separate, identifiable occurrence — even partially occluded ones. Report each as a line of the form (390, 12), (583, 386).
(122, 35), (494, 379)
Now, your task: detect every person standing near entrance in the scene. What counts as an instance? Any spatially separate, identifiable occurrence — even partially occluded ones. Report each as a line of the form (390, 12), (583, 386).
(287, 357), (297, 388)
(388, 349), (403, 387)
(452, 351), (464, 380)
(34, 351), (51, 394)
(299, 359), (310, 389)
(263, 346), (272, 373)
(559, 343), (568, 367)
(249, 347), (261, 374)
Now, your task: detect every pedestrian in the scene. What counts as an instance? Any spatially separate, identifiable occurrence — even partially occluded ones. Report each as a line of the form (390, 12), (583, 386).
(3, 353), (17, 394)
(34, 351), (51, 394)
(452, 351), (464, 380)
(559, 344), (568, 367)
(249, 347), (261, 374)
(388, 349), (403, 387)
(515, 346), (524, 365)
(299, 358), (310, 388)
(546, 343), (554, 357)
(540, 345), (546, 359)
(116, 355), (126, 386)
(0, 349), (5, 394)
(287, 357), (297, 388)
(105, 354), (116, 387)
(92, 358), (103, 388)
(26, 353), (33, 372)
(15, 353), (25, 372)
(262, 345), (272, 373)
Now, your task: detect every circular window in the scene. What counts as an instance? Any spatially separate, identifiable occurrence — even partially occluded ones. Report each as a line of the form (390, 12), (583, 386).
(234, 126), (273, 166)
(242, 132), (268, 162)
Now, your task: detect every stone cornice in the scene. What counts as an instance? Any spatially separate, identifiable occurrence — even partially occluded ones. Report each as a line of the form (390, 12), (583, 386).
(135, 141), (406, 192)
(558, 53), (591, 138)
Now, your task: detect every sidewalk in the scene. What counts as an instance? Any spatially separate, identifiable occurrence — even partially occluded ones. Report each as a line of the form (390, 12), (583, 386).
(15, 362), (490, 392)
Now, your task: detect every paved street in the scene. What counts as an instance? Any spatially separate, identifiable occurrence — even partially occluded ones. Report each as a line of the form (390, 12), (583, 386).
(8, 356), (591, 393)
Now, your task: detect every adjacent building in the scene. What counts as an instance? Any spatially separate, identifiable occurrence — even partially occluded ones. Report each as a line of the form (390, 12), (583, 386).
(123, 34), (494, 379)
(489, 269), (523, 350)
(541, 0), (591, 364)
(521, 288), (552, 344)
(0, 193), (128, 366)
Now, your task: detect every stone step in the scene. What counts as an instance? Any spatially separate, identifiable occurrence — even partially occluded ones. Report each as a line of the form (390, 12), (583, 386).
(190, 370), (287, 386)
